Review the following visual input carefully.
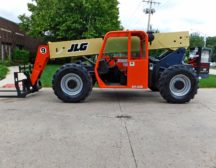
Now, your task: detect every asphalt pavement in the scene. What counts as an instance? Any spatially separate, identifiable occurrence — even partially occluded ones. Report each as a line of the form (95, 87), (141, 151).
(0, 88), (216, 168)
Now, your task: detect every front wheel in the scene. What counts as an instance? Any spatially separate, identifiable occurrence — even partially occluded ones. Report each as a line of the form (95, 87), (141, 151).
(52, 64), (92, 103)
(159, 65), (198, 103)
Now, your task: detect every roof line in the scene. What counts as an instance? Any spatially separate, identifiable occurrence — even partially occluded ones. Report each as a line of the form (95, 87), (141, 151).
(0, 16), (19, 25)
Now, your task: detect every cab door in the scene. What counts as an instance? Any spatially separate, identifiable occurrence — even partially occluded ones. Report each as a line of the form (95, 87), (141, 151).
(127, 31), (149, 89)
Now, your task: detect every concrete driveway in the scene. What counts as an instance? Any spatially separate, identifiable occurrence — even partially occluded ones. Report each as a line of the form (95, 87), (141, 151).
(210, 68), (216, 75)
(0, 88), (216, 168)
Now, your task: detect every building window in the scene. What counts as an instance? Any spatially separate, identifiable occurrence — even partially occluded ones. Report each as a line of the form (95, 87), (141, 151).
(1, 43), (12, 61)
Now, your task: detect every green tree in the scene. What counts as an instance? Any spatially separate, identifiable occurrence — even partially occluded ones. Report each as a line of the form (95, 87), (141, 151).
(19, 0), (122, 41)
(206, 36), (216, 62)
(189, 33), (204, 48)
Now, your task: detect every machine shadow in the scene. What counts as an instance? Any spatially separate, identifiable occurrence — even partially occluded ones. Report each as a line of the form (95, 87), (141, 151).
(87, 89), (164, 104)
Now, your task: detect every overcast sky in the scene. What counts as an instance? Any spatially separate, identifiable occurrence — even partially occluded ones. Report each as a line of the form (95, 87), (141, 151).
(0, 0), (215, 36)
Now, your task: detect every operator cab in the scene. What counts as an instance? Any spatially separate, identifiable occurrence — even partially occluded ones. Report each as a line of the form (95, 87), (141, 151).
(95, 31), (149, 89)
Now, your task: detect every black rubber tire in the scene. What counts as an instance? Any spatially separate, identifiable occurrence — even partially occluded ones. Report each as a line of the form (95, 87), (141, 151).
(159, 65), (198, 103)
(52, 63), (92, 103)
(149, 86), (159, 92)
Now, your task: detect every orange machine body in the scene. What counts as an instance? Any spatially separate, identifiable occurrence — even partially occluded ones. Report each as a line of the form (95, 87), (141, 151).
(31, 45), (50, 86)
(95, 30), (149, 89)
(30, 31), (149, 89)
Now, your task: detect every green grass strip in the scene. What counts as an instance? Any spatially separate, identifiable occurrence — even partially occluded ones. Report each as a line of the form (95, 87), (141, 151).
(199, 75), (216, 88)
(40, 65), (60, 87)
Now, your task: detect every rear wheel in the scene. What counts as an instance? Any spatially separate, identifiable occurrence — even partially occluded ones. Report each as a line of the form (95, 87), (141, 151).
(52, 64), (92, 103)
(159, 65), (198, 103)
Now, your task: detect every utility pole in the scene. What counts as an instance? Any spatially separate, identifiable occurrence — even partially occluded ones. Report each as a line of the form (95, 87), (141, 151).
(143, 0), (160, 32)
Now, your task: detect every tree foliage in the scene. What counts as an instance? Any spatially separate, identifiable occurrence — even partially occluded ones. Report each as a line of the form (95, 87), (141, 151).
(189, 33), (216, 62)
(19, 0), (122, 41)
(206, 36), (216, 47)
(206, 36), (216, 62)
(189, 33), (204, 48)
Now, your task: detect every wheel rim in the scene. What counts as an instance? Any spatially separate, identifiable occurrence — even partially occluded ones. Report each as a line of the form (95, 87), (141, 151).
(169, 74), (191, 97)
(61, 73), (83, 96)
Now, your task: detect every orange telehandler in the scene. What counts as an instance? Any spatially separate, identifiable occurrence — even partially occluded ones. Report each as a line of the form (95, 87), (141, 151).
(0, 30), (211, 103)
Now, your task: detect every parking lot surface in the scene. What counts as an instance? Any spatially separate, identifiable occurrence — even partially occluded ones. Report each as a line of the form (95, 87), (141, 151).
(0, 88), (216, 168)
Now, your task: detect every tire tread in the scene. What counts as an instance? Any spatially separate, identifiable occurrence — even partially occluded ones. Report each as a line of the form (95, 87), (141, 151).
(52, 63), (92, 103)
(159, 65), (198, 103)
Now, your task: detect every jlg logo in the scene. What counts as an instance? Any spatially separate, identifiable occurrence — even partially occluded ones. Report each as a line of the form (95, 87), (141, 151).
(68, 43), (88, 52)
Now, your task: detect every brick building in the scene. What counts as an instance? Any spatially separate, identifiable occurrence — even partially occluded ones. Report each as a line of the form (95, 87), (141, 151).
(0, 17), (41, 61)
